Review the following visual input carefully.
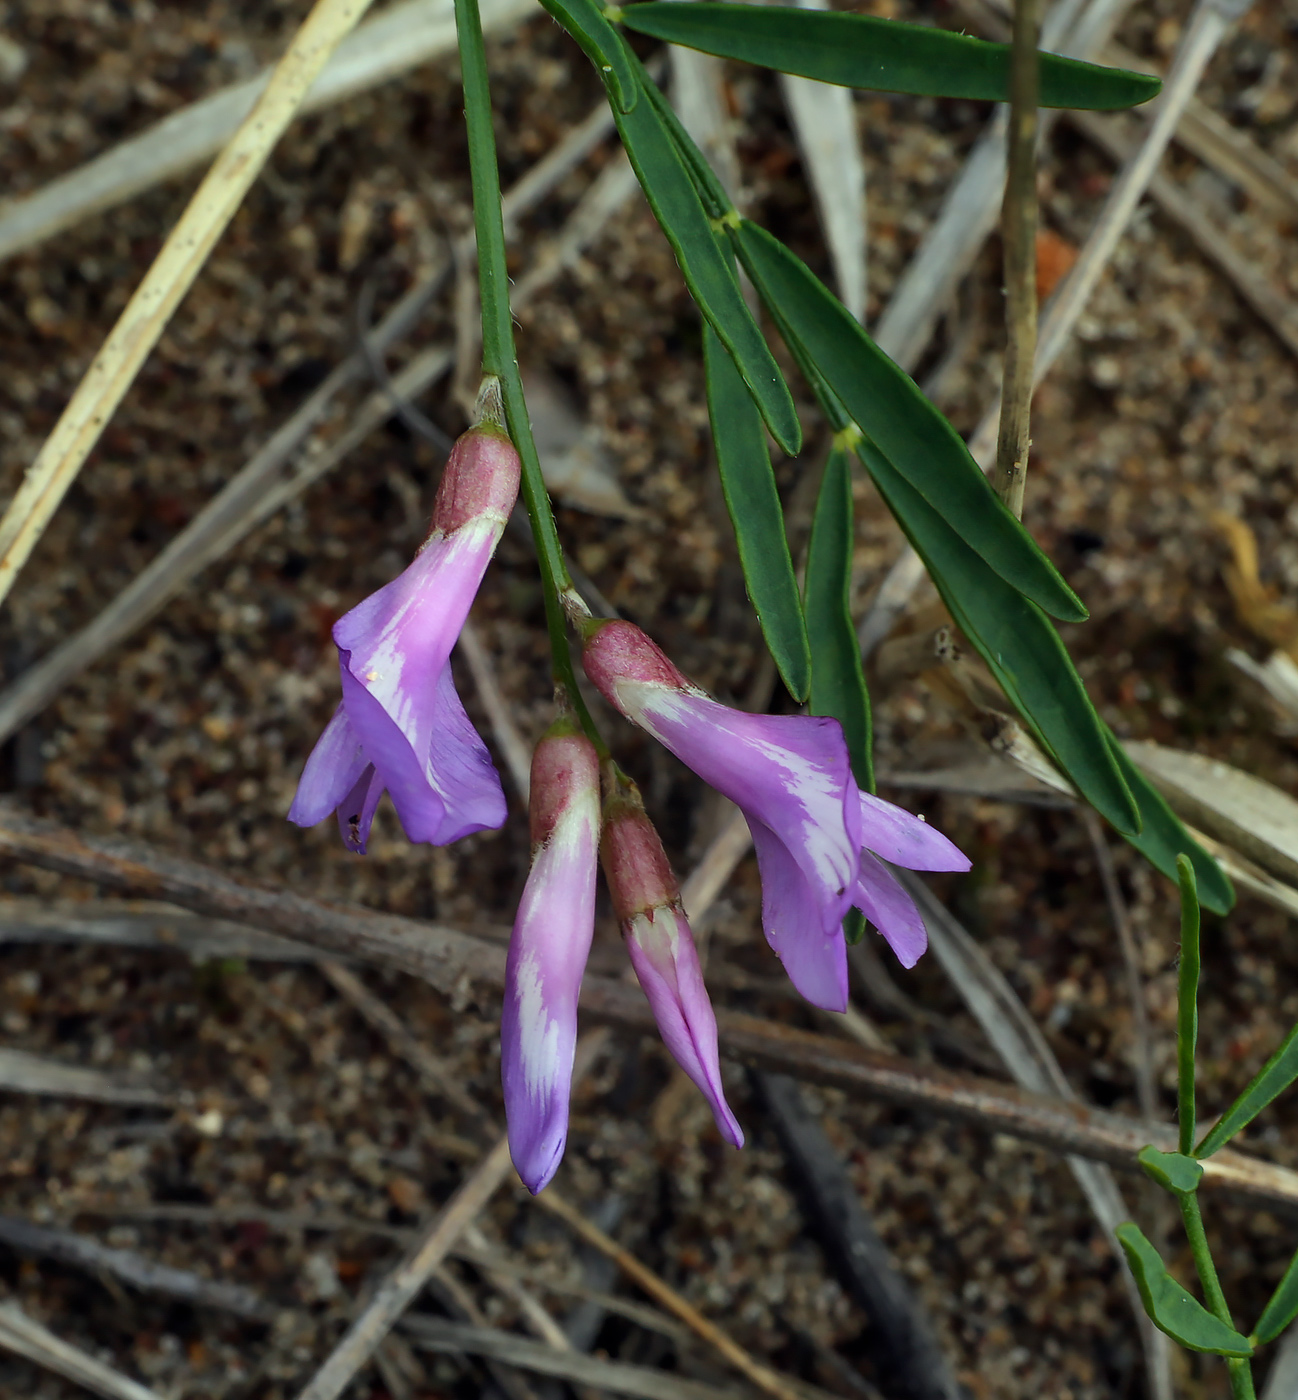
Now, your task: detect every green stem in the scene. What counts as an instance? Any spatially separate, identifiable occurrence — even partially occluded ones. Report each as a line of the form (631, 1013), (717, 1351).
(452, 0), (606, 755)
(1176, 854), (1200, 1155)
(1179, 1194), (1255, 1399)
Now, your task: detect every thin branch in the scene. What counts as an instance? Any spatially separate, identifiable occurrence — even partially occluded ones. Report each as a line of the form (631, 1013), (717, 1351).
(1, 802), (1295, 1210)
(401, 1316), (748, 1400)
(0, 0), (538, 266)
(72, 1202), (691, 1345)
(0, 1215), (273, 1322)
(751, 1072), (965, 1400)
(534, 1191), (804, 1400)
(0, 0), (378, 611)
(0, 1047), (167, 1107)
(899, 872), (1173, 1400)
(319, 960), (489, 1127)
(968, 0), (1256, 466)
(0, 1302), (163, 1400)
(0, 93), (628, 748)
(993, 0), (1040, 518)
(294, 1135), (515, 1400)
(858, 0), (1252, 655)
(1082, 810), (1159, 1127)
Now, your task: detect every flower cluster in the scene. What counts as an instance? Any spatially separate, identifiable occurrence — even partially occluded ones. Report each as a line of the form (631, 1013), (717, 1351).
(289, 396), (970, 1192)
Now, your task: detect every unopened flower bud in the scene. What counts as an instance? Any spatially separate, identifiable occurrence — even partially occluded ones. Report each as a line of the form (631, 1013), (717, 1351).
(501, 718), (600, 1194)
(601, 767), (743, 1149)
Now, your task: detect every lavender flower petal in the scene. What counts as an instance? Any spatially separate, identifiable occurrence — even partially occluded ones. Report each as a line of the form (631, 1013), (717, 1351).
(633, 690), (861, 913)
(625, 908), (743, 1147)
(858, 791), (971, 872)
(853, 850), (929, 968)
(749, 819), (850, 1012)
(501, 742), (600, 1195)
(334, 524), (497, 729)
(287, 705), (367, 828)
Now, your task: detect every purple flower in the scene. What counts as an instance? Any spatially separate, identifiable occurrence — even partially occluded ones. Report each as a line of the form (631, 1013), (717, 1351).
(601, 769), (742, 1148)
(582, 621), (971, 1013)
(501, 722), (601, 1194)
(288, 415), (520, 852)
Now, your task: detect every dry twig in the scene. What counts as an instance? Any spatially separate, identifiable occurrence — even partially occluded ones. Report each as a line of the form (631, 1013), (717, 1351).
(899, 873), (1173, 1400)
(0, 0), (378, 611)
(993, 0), (1041, 519)
(294, 1135), (516, 1400)
(0, 1048), (167, 1107)
(0, 1301), (163, 1400)
(1, 803), (1296, 1209)
(0, 91), (626, 747)
(401, 1316), (748, 1400)
(535, 1191), (803, 1400)
(0, 1215), (273, 1323)
(752, 1072), (965, 1400)
(0, 0), (537, 266)
(1082, 810), (1159, 1127)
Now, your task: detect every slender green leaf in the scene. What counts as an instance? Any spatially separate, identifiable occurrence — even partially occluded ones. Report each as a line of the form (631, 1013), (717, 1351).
(1197, 1019), (1298, 1159)
(537, 0), (639, 111)
(1106, 738), (1234, 916)
(734, 220), (1085, 622)
(635, 58), (732, 218)
(857, 440), (1140, 835)
(608, 73), (801, 455)
(1116, 1223), (1253, 1357)
(1138, 1146), (1203, 1196)
(806, 447), (872, 792)
(1255, 1248), (1298, 1346)
(1177, 854), (1201, 1154)
(703, 322), (809, 702)
(621, 4), (1161, 109)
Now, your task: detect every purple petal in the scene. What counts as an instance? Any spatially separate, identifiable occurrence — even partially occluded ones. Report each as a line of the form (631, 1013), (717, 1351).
(288, 705), (367, 828)
(335, 765), (385, 854)
(625, 908), (743, 1148)
(859, 791), (971, 872)
(422, 663), (509, 842)
(333, 525), (497, 724)
(501, 795), (600, 1194)
(748, 819), (849, 1012)
(631, 691), (861, 919)
(853, 851), (929, 968)
(340, 663), (504, 846)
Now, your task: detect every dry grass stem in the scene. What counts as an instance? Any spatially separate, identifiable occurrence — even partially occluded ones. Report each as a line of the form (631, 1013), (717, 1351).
(902, 874), (1174, 1400)
(535, 1190), (804, 1400)
(401, 1316), (750, 1400)
(0, 0), (539, 266)
(1, 799), (1297, 1211)
(0, 1047), (167, 1106)
(1082, 812), (1159, 1126)
(294, 1134), (516, 1400)
(0, 1301), (164, 1400)
(0, 1216), (273, 1322)
(993, 0), (1041, 519)
(860, 0), (1248, 654)
(0, 0), (379, 612)
(0, 101), (631, 747)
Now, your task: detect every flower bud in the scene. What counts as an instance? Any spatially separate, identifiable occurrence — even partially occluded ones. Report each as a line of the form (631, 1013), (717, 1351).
(501, 719), (601, 1194)
(601, 768), (743, 1149)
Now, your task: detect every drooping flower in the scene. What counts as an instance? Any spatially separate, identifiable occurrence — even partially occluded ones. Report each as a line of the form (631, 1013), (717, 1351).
(501, 720), (601, 1194)
(288, 386), (519, 852)
(600, 764), (743, 1148)
(581, 620), (971, 1013)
